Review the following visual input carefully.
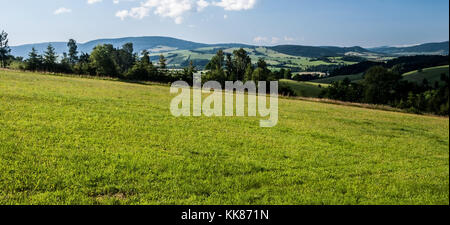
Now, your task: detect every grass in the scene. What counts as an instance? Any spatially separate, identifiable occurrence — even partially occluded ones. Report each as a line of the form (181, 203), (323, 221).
(310, 73), (365, 84)
(0, 70), (448, 205)
(279, 79), (329, 97)
(403, 65), (449, 84)
(155, 46), (356, 70)
(309, 65), (449, 85)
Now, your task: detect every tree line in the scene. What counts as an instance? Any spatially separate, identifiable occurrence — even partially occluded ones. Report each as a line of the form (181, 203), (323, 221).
(9, 39), (193, 83)
(2, 31), (287, 87)
(320, 66), (449, 115)
(201, 49), (291, 86)
(330, 55), (449, 77)
(1, 30), (448, 115)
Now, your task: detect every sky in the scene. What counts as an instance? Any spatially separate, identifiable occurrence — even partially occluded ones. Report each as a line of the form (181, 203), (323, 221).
(1, 0), (449, 47)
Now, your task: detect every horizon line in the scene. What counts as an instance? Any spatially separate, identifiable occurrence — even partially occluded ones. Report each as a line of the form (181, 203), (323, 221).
(9, 35), (450, 49)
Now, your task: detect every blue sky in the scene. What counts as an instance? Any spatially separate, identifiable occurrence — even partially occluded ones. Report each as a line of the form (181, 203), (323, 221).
(1, 0), (449, 47)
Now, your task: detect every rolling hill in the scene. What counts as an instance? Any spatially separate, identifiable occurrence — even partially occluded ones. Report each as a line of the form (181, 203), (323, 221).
(10, 37), (449, 71)
(403, 65), (449, 84)
(370, 41), (449, 56)
(309, 65), (449, 85)
(0, 69), (448, 204)
(10, 36), (211, 58)
(11, 36), (381, 58)
(270, 45), (375, 58)
(10, 37), (371, 70)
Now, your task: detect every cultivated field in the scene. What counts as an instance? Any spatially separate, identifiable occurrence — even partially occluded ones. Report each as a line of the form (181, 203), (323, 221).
(152, 46), (358, 70)
(0, 70), (448, 205)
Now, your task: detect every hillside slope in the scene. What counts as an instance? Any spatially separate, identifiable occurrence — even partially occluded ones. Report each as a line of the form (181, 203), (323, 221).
(269, 45), (373, 58)
(10, 36), (210, 58)
(403, 65), (449, 84)
(370, 41), (449, 55)
(0, 70), (448, 205)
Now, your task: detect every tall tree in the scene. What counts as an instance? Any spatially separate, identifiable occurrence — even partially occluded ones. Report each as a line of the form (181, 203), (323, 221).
(89, 44), (119, 76)
(225, 53), (236, 81)
(0, 30), (11, 68)
(141, 50), (151, 65)
(159, 54), (167, 70)
(363, 66), (402, 104)
(26, 47), (42, 71)
(232, 48), (251, 81)
(67, 39), (78, 64)
(117, 43), (135, 73)
(205, 50), (224, 71)
(244, 63), (254, 82)
(204, 50), (227, 85)
(43, 44), (57, 72)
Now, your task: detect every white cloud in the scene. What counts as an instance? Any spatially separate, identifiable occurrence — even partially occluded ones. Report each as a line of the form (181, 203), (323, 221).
(54, 7), (72, 15)
(113, 0), (120, 4)
(271, 37), (280, 44)
(254, 36), (295, 45)
(116, 10), (129, 20)
(224, 14), (228, 19)
(116, 0), (257, 24)
(87, 0), (103, 4)
(253, 36), (268, 43)
(196, 0), (209, 11)
(144, 0), (192, 24)
(116, 6), (150, 20)
(214, 0), (257, 11)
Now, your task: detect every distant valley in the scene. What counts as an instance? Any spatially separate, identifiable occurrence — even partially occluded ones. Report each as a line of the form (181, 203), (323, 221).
(10, 37), (449, 71)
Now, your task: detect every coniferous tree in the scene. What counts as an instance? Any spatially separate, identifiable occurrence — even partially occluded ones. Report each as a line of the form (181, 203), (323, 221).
(43, 44), (57, 72)
(0, 30), (10, 68)
(159, 54), (167, 70)
(26, 47), (42, 71)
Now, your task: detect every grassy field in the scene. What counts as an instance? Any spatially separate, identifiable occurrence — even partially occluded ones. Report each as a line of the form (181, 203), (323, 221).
(310, 65), (449, 85)
(403, 65), (449, 84)
(310, 73), (365, 84)
(279, 79), (329, 97)
(0, 70), (448, 205)
(153, 46), (357, 70)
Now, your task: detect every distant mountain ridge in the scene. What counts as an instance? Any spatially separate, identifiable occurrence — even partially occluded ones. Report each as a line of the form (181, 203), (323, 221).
(10, 36), (211, 58)
(369, 41), (449, 55)
(269, 45), (373, 58)
(10, 36), (449, 59)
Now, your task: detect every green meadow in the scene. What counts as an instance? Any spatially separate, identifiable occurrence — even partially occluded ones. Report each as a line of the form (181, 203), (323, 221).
(279, 79), (329, 97)
(403, 65), (449, 84)
(154, 46), (357, 70)
(307, 65), (449, 87)
(0, 70), (448, 205)
(310, 73), (365, 84)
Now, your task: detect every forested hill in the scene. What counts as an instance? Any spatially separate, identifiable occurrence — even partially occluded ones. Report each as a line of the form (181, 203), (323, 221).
(369, 41), (449, 55)
(12, 36), (375, 58)
(269, 45), (373, 57)
(10, 37), (210, 58)
(10, 36), (449, 59)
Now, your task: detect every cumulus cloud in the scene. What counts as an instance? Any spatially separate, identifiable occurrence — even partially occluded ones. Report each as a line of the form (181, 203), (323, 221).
(87, 0), (103, 4)
(214, 0), (257, 11)
(196, 0), (210, 11)
(253, 36), (269, 43)
(54, 7), (72, 15)
(271, 37), (280, 44)
(253, 36), (295, 45)
(116, 0), (257, 24)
